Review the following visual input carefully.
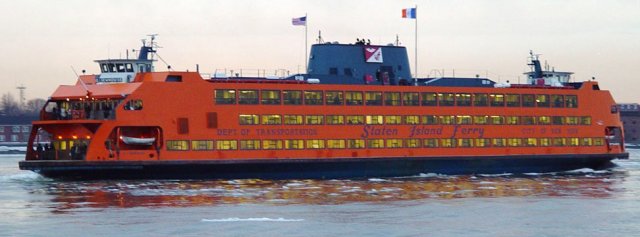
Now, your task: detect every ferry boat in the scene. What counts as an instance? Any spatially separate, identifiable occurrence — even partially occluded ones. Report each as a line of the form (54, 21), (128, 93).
(19, 36), (628, 179)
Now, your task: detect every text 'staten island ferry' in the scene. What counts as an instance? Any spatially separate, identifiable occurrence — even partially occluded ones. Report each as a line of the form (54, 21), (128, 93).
(19, 36), (628, 179)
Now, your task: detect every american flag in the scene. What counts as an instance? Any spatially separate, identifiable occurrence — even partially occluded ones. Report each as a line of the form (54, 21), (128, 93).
(292, 16), (306, 26)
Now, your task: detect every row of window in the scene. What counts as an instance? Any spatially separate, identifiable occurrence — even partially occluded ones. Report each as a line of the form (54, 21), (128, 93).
(166, 137), (605, 151)
(0, 126), (30, 133)
(215, 89), (578, 108)
(239, 114), (592, 126)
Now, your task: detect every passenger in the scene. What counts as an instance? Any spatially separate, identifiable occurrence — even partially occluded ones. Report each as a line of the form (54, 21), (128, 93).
(60, 107), (67, 120)
(52, 106), (60, 120)
(70, 143), (78, 160)
(36, 143), (43, 159)
(84, 104), (92, 119)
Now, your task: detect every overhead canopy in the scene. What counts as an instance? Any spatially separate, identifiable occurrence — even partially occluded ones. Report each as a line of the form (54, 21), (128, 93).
(50, 83), (141, 100)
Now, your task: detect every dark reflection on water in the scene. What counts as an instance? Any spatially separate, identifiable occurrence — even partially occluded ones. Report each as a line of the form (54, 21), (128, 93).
(35, 169), (627, 212)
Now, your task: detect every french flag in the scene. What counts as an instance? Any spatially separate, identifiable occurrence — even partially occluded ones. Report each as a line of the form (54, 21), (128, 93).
(402, 8), (416, 19)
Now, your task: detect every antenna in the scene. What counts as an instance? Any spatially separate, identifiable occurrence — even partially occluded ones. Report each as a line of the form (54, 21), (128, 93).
(16, 84), (26, 108)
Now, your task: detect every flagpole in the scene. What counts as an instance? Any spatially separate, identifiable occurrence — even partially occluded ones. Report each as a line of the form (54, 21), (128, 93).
(414, 5), (418, 86)
(305, 13), (308, 73)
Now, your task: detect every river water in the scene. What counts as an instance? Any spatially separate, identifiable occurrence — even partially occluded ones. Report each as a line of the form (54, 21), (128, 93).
(1, 152), (639, 237)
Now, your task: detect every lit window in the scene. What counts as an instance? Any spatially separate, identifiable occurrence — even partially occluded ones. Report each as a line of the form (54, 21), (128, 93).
(490, 94), (505, 106)
(490, 116), (504, 125)
(261, 90), (281, 105)
(536, 94), (550, 107)
(327, 139), (346, 149)
(346, 115), (364, 125)
(457, 138), (473, 147)
(366, 115), (383, 125)
(326, 115), (344, 125)
(506, 94), (520, 107)
(283, 90), (303, 105)
(506, 116), (519, 125)
(406, 139), (421, 148)
(240, 140), (261, 150)
(326, 91), (344, 105)
(565, 95), (578, 108)
(456, 115), (472, 125)
(191, 140), (214, 150)
(525, 138), (537, 147)
(438, 93), (455, 106)
(284, 115), (303, 125)
(386, 139), (403, 148)
(538, 116), (551, 125)
(492, 138), (506, 147)
(456, 93), (472, 106)
(473, 116), (488, 125)
(304, 91), (323, 105)
(215, 89), (236, 104)
(261, 115), (282, 125)
(422, 115), (438, 125)
(239, 114), (259, 125)
(421, 92), (437, 106)
(552, 138), (566, 146)
(384, 115), (402, 125)
(440, 138), (455, 147)
(285, 140), (304, 149)
(365, 92), (383, 105)
(507, 138), (522, 147)
(347, 139), (365, 148)
(167, 140), (189, 151)
(423, 138), (438, 147)
(367, 139), (385, 148)
(306, 139), (325, 149)
(568, 138), (580, 146)
(565, 117), (579, 125)
(345, 91), (363, 105)
(262, 140), (283, 149)
(238, 90), (259, 104)
(475, 138), (489, 147)
(402, 92), (420, 106)
(384, 92), (401, 106)
(124, 100), (143, 110)
(216, 140), (237, 150)
(305, 115), (324, 125)
(581, 116), (591, 125)
(439, 116), (455, 125)
(405, 115), (420, 125)
(581, 138), (593, 146)
(473, 94), (489, 106)
(593, 138), (604, 146)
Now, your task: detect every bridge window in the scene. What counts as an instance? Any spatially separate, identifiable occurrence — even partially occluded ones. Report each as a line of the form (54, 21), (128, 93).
(239, 90), (259, 104)
(566, 95), (578, 108)
(240, 140), (261, 150)
(403, 92), (420, 106)
(536, 94), (550, 107)
(116, 64), (126, 72)
(522, 94), (535, 107)
(304, 91), (323, 105)
(101, 64), (109, 73)
(126, 63), (134, 72)
(506, 94), (520, 107)
(283, 90), (302, 105)
(215, 89), (236, 104)
(421, 92), (437, 106)
(365, 92), (382, 105)
(490, 94), (505, 107)
(456, 94), (472, 106)
(124, 100), (143, 110)
(345, 91), (363, 105)
(473, 94), (489, 106)
(346, 115), (364, 125)
(384, 92), (401, 106)
(326, 91), (344, 105)
(108, 63), (116, 72)
(261, 90), (281, 104)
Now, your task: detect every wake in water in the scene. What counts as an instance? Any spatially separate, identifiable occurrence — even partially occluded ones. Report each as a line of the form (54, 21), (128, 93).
(201, 217), (304, 222)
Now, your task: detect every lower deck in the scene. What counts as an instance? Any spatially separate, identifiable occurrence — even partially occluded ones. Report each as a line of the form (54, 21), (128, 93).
(19, 153), (628, 180)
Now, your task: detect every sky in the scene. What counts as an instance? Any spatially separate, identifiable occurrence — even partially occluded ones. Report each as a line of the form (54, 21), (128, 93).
(0, 0), (638, 102)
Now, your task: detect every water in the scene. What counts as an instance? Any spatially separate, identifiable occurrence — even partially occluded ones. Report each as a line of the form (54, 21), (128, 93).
(2, 152), (640, 237)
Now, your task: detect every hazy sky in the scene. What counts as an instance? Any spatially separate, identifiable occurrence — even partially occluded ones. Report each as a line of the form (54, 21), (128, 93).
(1, 0), (638, 102)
